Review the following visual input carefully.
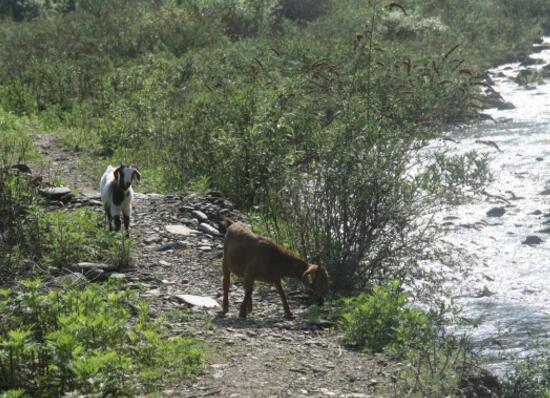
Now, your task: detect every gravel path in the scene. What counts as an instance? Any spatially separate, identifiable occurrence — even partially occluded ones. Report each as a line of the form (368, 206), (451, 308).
(29, 134), (395, 398)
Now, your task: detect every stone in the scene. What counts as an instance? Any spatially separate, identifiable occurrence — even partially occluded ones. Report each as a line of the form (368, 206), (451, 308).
(477, 286), (494, 298)
(144, 235), (162, 244)
(106, 272), (127, 280)
(486, 207), (506, 217)
(165, 224), (197, 236)
(176, 294), (220, 309)
(192, 210), (208, 221)
(156, 241), (187, 251)
(522, 235), (543, 245)
(199, 222), (220, 236)
(69, 262), (118, 273)
(10, 164), (32, 174)
(51, 272), (88, 287)
(39, 186), (71, 199)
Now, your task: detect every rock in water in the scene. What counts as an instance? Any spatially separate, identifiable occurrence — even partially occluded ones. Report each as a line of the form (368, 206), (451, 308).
(487, 207), (506, 217)
(522, 235), (543, 245)
(176, 295), (220, 309)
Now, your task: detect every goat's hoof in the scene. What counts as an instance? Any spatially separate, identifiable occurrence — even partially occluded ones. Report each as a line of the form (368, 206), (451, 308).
(284, 312), (294, 320)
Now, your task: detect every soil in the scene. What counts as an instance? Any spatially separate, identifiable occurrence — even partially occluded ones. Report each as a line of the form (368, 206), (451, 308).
(27, 134), (396, 398)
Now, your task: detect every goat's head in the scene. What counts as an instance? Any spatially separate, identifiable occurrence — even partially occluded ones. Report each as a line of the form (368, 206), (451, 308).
(114, 164), (141, 191)
(303, 264), (330, 304)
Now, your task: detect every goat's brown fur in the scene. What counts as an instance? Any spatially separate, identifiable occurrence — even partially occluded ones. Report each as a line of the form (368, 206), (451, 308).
(222, 219), (329, 319)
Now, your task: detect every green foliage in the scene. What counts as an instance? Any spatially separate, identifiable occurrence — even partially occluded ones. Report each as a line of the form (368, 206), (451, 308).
(341, 281), (430, 353)
(501, 352), (550, 398)
(0, 279), (202, 396)
(1, 204), (135, 281)
(340, 282), (477, 396)
(31, 207), (135, 269)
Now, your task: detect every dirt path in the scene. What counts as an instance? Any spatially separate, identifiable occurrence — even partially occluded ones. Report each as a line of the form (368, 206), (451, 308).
(30, 134), (394, 398)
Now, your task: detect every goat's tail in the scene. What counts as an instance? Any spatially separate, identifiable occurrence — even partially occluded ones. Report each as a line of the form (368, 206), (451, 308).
(224, 218), (235, 227)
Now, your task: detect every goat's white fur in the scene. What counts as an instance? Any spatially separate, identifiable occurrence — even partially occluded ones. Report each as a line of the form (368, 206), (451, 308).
(100, 165), (135, 230)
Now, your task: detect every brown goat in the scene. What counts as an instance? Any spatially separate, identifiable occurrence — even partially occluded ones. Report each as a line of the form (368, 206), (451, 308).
(222, 219), (329, 319)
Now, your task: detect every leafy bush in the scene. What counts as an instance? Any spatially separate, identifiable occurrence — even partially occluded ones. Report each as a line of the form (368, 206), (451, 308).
(340, 281), (429, 353)
(0, 279), (202, 396)
(340, 282), (481, 396)
(501, 352), (550, 398)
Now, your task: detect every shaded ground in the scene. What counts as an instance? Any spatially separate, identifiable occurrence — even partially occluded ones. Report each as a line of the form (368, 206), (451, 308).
(30, 134), (397, 397)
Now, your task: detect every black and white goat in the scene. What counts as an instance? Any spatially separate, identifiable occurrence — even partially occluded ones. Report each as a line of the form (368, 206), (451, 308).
(100, 164), (141, 233)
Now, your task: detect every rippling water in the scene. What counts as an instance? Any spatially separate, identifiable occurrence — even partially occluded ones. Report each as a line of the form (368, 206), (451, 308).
(435, 38), (550, 374)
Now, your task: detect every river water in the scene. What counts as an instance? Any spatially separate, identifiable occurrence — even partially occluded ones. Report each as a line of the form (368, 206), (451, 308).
(435, 38), (550, 374)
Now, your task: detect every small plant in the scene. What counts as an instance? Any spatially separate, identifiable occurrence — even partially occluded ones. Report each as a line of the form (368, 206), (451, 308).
(0, 279), (203, 396)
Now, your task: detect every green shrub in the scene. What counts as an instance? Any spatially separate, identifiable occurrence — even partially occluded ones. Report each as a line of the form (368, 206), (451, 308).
(501, 352), (550, 398)
(0, 279), (202, 396)
(340, 281), (430, 353)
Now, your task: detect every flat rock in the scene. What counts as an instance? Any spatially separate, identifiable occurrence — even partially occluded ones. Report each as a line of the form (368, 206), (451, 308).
(176, 294), (220, 309)
(39, 186), (71, 199)
(69, 262), (118, 273)
(106, 272), (127, 280)
(156, 241), (188, 251)
(165, 224), (198, 236)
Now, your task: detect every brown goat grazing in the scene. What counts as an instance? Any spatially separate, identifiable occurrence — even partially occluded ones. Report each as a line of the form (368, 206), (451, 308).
(222, 219), (329, 319)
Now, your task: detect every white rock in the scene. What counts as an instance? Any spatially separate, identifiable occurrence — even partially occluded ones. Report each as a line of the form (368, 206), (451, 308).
(165, 224), (198, 236)
(176, 294), (220, 309)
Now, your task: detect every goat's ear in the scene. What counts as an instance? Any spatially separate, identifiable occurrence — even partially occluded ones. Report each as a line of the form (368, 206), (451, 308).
(302, 264), (318, 284)
(114, 167), (122, 181)
(132, 169), (141, 183)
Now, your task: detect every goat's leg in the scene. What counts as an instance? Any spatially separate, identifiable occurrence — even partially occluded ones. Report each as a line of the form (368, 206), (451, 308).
(123, 215), (130, 235)
(222, 259), (231, 314)
(274, 279), (293, 319)
(239, 275), (254, 319)
(104, 206), (112, 230)
(113, 215), (122, 231)
(247, 291), (253, 313)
